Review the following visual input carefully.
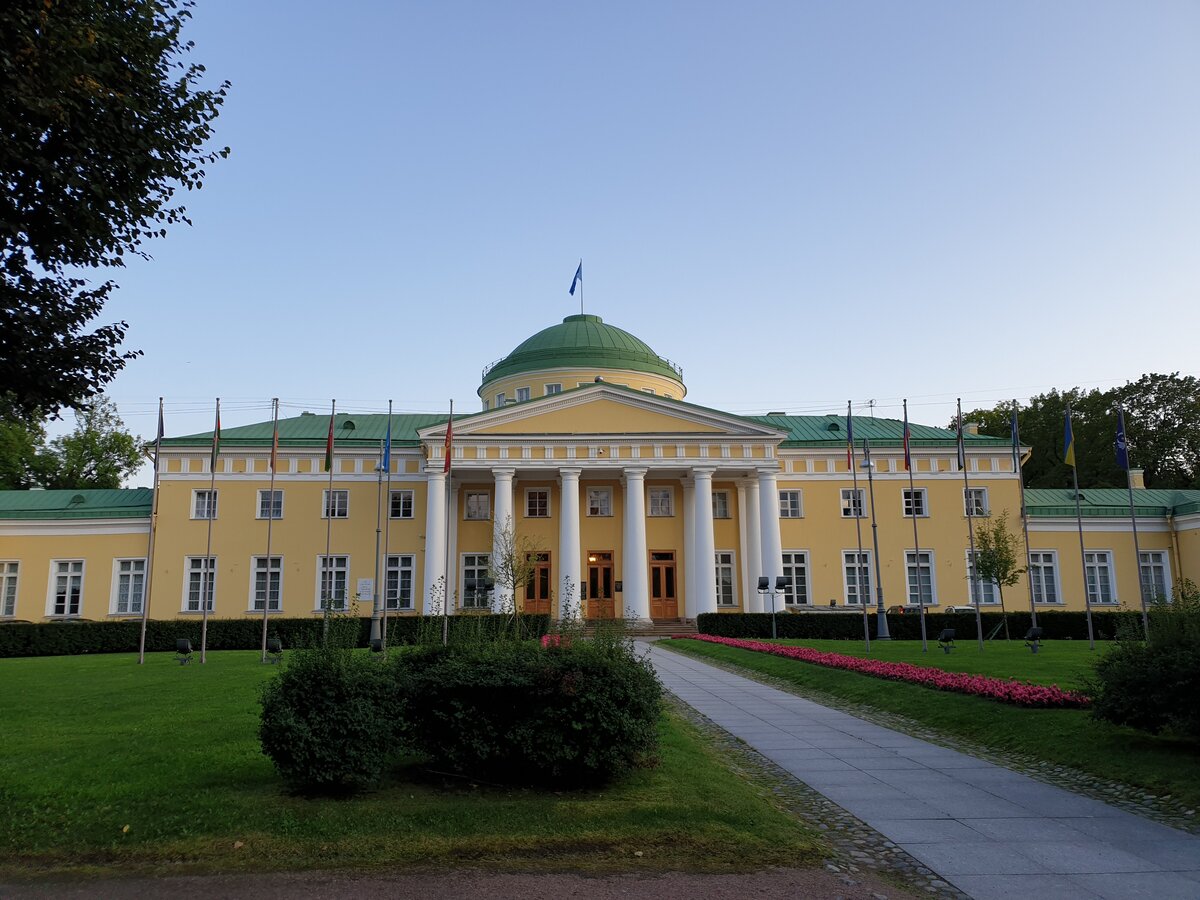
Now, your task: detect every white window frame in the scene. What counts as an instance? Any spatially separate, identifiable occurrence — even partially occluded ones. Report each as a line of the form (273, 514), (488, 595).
(515, 387), (531, 403)
(715, 551), (736, 607)
(966, 551), (998, 605)
(191, 489), (218, 520)
(842, 551), (872, 606)
(46, 559), (84, 617)
(779, 489), (803, 518)
(1139, 550), (1172, 601)
(464, 490), (491, 521)
(544, 383), (562, 396)
(782, 551), (809, 606)
(250, 556), (283, 612)
(495, 392), (506, 407)
(389, 489), (414, 519)
(322, 489), (349, 519)
(649, 487), (674, 517)
(385, 554), (415, 611)
(525, 488), (550, 518)
(902, 488), (928, 518)
(183, 556), (215, 612)
(712, 490), (731, 519)
(964, 487), (989, 517)
(110, 558), (146, 615)
(905, 550), (936, 606)
(587, 487), (612, 517)
(1028, 550), (1061, 605)
(840, 488), (865, 518)
(256, 489), (283, 520)
(315, 555), (350, 612)
(1085, 550), (1118, 605)
(461, 553), (491, 609)
(1, 561), (18, 617)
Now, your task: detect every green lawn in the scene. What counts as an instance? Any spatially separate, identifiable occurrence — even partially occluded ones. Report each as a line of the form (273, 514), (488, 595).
(0, 651), (821, 878)
(771, 638), (1095, 691)
(665, 639), (1200, 811)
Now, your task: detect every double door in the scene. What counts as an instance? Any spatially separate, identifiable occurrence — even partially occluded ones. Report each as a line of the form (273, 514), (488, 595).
(586, 551), (615, 618)
(650, 550), (678, 619)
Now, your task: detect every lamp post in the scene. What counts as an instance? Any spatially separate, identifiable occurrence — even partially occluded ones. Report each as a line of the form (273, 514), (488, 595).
(861, 439), (891, 640)
(757, 576), (790, 639)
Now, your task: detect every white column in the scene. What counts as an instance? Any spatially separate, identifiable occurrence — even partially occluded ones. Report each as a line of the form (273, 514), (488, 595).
(622, 467), (650, 621)
(736, 481), (751, 613)
(492, 467), (515, 614)
(682, 477), (695, 619)
(422, 467), (447, 615)
(758, 466), (784, 593)
(742, 479), (763, 612)
(558, 467), (582, 617)
(692, 467), (718, 616)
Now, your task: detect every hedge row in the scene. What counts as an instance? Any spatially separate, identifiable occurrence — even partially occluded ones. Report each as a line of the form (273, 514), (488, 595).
(696, 610), (1141, 642)
(0, 614), (552, 658)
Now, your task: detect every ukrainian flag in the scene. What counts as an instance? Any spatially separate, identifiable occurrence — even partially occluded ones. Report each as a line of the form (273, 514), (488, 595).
(1063, 408), (1076, 468)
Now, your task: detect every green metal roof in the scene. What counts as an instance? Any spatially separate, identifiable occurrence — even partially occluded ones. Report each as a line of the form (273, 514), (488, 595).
(162, 413), (448, 449)
(479, 315), (684, 389)
(0, 488), (152, 520)
(746, 414), (1011, 450)
(1024, 488), (1200, 518)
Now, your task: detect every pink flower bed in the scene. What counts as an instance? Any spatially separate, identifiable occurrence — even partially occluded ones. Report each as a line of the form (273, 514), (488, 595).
(680, 635), (1090, 709)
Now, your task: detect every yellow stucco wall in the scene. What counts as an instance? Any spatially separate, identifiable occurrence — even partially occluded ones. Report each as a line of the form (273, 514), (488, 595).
(480, 367), (685, 407)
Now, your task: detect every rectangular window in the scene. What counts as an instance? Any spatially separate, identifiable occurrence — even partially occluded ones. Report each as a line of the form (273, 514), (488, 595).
(1029, 551), (1060, 604)
(967, 552), (998, 604)
(185, 557), (215, 612)
(1085, 551), (1116, 604)
(1, 561), (17, 617)
(842, 551), (872, 605)
(715, 551), (736, 607)
(902, 488), (928, 518)
(782, 551), (809, 606)
(251, 556), (282, 611)
(113, 558), (146, 615)
(587, 488), (611, 517)
(964, 487), (988, 517)
(649, 488), (673, 516)
(495, 392), (506, 407)
(544, 383), (562, 396)
(317, 555), (349, 611)
(1139, 551), (1171, 601)
(50, 560), (84, 616)
(779, 489), (803, 518)
(840, 489), (865, 518)
(322, 489), (349, 519)
(525, 488), (549, 518)
(465, 491), (490, 520)
(192, 489), (218, 519)
(712, 490), (731, 519)
(385, 554), (415, 610)
(257, 489), (283, 520)
(905, 551), (935, 606)
(461, 553), (491, 609)
(515, 387), (531, 403)
(389, 489), (414, 519)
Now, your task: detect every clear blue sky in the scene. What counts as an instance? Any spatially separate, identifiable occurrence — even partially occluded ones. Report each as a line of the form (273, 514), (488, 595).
(86, 0), (1199, 476)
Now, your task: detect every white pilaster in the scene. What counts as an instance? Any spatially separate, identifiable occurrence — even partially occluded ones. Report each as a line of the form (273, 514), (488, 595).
(743, 478), (763, 612)
(492, 467), (515, 614)
(682, 477), (695, 619)
(692, 467), (718, 616)
(422, 467), (447, 615)
(622, 467), (650, 621)
(757, 466), (784, 592)
(558, 467), (582, 616)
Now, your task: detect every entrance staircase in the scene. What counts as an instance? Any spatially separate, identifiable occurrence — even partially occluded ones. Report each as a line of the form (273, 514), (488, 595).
(576, 618), (697, 638)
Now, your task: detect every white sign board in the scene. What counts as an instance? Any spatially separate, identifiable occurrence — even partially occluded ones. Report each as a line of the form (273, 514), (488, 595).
(356, 578), (374, 602)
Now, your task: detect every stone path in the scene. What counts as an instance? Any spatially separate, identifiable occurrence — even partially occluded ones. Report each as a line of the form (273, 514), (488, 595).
(645, 641), (1200, 900)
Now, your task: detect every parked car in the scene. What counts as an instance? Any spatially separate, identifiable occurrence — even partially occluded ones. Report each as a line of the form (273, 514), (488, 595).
(942, 605), (979, 614)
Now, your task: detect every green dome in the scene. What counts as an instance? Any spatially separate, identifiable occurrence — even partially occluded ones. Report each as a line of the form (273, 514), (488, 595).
(480, 314), (683, 388)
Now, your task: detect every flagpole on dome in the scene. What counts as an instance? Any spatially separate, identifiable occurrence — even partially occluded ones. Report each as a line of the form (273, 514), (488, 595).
(260, 398), (280, 662)
(138, 397), (164, 665)
(958, 399), (984, 651)
(903, 400), (928, 653)
(442, 399), (454, 647)
(322, 399), (337, 646)
(1064, 403), (1096, 650)
(1116, 406), (1150, 640)
(201, 397), (220, 664)
(570, 260), (583, 316)
(847, 402), (870, 652)
(1011, 400), (1038, 629)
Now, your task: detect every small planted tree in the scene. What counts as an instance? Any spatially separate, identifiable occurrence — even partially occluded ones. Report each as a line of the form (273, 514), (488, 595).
(972, 510), (1026, 639)
(488, 516), (546, 631)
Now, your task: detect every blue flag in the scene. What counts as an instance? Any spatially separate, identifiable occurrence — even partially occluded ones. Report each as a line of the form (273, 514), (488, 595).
(382, 413), (392, 471)
(569, 260), (583, 296)
(1115, 408), (1129, 471)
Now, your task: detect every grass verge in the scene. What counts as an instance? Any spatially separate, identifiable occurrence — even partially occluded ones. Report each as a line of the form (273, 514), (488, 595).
(665, 639), (1200, 811)
(0, 650), (821, 878)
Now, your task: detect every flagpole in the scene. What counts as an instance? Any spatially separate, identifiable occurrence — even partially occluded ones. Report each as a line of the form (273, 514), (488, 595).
(1012, 400), (1038, 629)
(904, 401), (928, 653)
(138, 397), (164, 665)
(371, 436), (384, 645)
(382, 400), (393, 653)
(958, 400), (984, 651)
(1066, 403), (1096, 650)
(201, 397), (219, 664)
(260, 398), (279, 662)
(1117, 407), (1150, 640)
(862, 438), (890, 640)
(848, 403), (870, 652)
(323, 399), (336, 646)
(441, 399), (454, 647)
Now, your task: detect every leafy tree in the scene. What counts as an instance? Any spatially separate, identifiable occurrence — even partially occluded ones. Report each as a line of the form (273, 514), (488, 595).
(1, 0), (229, 420)
(1111, 373), (1200, 490)
(39, 395), (144, 489)
(972, 510), (1026, 639)
(0, 415), (45, 489)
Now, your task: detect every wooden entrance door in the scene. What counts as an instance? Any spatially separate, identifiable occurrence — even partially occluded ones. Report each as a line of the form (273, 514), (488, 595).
(524, 552), (551, 615)
(650, 551), (678, 619)
(586, 551), (615, 618)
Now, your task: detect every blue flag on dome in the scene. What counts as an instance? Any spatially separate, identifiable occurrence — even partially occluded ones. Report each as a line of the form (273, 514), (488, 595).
(569, 260), (582, 296)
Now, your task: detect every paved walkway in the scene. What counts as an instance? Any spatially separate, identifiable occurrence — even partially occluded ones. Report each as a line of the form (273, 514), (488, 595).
(645, 642), (1200, 900)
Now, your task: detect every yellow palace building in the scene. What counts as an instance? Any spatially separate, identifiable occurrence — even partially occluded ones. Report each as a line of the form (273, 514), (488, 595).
(1, 313), (1197, 625)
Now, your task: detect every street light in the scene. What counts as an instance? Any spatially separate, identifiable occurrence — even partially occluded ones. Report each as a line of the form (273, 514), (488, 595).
(757, 575), (790, 639)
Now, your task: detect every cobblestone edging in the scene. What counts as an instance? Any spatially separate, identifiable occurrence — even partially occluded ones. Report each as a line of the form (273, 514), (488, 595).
(660, 642), (1199, 836)
(665, 695), (968, 899)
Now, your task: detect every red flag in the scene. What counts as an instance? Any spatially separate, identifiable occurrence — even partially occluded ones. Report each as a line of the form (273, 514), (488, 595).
(443, 406), (454, 474)
(845, 402), (854, 470)
(903, 400), (912, 471)
(324, 406), (335, 473)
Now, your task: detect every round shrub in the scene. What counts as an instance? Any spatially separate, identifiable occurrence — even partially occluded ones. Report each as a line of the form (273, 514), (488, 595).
(1090, 642), (1200, 738)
